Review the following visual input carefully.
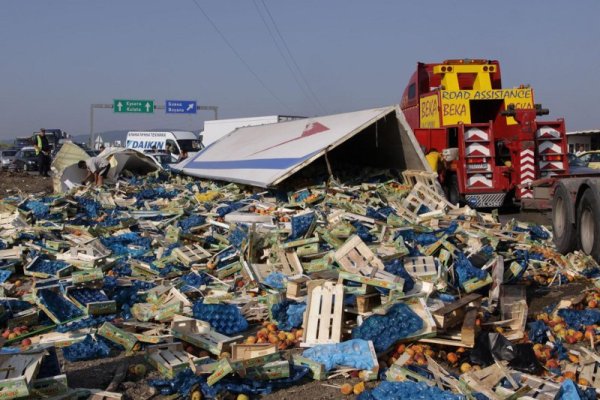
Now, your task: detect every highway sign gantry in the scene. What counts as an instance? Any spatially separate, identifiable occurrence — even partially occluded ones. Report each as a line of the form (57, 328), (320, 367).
(166, 100), (197, 114)
(113, 99), (154, 113)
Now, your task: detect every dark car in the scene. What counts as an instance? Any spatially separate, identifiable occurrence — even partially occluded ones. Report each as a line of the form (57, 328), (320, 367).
(11, 147), (39, 172)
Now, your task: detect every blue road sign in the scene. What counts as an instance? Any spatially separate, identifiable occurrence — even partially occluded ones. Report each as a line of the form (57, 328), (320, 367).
(165, 100), (197, 114)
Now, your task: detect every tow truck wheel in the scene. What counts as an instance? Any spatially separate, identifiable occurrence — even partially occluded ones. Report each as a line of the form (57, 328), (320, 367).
(447, 174), (460, 205)
(576, 189), (600, 261)
(552, 183), (577, 254)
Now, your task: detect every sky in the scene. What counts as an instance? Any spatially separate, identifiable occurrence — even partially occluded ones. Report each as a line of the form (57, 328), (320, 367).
(1, 0), (599, 141)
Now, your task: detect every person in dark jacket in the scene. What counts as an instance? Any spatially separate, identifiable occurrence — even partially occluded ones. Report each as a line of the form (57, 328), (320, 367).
(34, 129), (51, 177)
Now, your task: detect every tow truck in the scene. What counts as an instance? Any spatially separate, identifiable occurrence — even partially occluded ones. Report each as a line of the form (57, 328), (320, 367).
(400, 59), (568, 209)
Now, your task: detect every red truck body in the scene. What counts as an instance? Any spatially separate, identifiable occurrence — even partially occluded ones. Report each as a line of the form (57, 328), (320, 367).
(400, 59), (569, 208)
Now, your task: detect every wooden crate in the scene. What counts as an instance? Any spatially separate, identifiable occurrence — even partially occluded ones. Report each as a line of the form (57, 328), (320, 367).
(495, 373), (560, 400)
(274, 248), (304, 277)
(402, 170), (441, 191)
(286, 276), (309, 299)
(334, 236), (399, 283)
(579, 362), (600, 390)
(172, 244), (211, 266)
(301, 282), (344, 347)
(461, 363), (509, 400)
(146, 343), (208, 379)
(500, 285), (527, 341)
(401, 182), (456, 215)
(403, 256), (438, 280)
(432, 293), (482, 330)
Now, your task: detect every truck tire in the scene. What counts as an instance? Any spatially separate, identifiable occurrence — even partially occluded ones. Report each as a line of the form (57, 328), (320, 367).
(577, 189), (600, 261)
(552, 183), (577, 254)
(447, 174), (460, 206)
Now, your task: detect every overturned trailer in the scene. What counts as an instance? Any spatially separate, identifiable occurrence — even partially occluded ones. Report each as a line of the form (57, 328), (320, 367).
(180, 106), (429, 187)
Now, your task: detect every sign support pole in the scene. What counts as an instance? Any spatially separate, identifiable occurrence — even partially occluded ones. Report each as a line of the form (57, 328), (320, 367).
(89, 103), (218, 147)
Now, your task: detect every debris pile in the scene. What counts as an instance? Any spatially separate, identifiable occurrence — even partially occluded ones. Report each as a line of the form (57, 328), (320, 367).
(0, 169), (600, 399)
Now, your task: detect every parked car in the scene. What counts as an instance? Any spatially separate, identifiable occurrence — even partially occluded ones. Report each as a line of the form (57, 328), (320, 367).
(568, 153), (600, 174)
(146, 152), (176, 167)
(0, 149), (17, 170)
(11, 147), (39, 172)
(577, 151), (600, 169)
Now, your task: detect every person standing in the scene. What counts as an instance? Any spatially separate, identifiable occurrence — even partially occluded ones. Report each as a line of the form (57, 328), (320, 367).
(34, 129), (51, 177)
(78, 156), (110, 187)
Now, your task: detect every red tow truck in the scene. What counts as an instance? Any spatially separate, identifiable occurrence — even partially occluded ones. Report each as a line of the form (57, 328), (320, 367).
(399, 58), (600, 261)
(400, 59), (568, 209)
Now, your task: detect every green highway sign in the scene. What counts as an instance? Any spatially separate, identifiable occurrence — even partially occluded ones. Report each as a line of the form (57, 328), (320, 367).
(113, 99), (154, 113)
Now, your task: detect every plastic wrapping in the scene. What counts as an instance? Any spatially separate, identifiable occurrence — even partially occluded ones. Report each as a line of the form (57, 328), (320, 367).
(366, 206), (396, 222)
(181, 271), (212, 288)
(264, 272), (287, 290)
(555, 379), (596, 400)
(192, 302), (248, 335)
(288, 212), (316, 240)
(527, 320), (549, 344)
(100, 233), (151, 257)
(454, 253), (487, 288)
(357, 381), (465, 400)
(271, 300), (306, 331)
(384, 259), (415, 292)
(351, 221), (377, 243)
(228, 226), (248, 249)
(352, 303), (423, 352)
(21, 199), (49, 219)
(302, 339), (376, 371)
(178, 214), (206, 233)
(469, 333), (542, 374)
(75, 196), (102, 218)
(62, 334), (111, 362)
(557, 309), (600, 330)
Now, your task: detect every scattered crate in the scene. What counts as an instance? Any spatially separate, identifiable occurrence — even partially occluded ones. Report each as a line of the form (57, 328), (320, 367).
(404, 256), (438, 280)
(432, 293), (482, 330)
(172, 244), (211, 266)
(170, 315), (241, 356)
(0, 351), (46, 399)
(146, 342), (208, 379)
(334, 236), (400, 283)
(301, 281), (344, 347)
(500, 285), (527, 341)
(231, 343), (277, 361)
(461, 363), (510, 400)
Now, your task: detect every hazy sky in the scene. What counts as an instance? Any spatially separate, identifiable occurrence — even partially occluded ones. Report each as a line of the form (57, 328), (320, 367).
(1, 1), (599, 140)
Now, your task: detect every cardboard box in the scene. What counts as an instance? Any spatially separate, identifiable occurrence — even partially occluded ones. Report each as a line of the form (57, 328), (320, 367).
(0, 352), (45, 400)
(66, 287), (117, 316)
(97, 323), (137, 353)
(170, 315), (241, 356)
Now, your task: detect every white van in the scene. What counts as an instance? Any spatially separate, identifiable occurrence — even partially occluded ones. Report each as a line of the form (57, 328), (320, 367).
(125, 131), (201, 162)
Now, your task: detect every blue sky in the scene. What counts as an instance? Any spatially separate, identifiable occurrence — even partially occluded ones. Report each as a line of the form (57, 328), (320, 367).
(1, 0), (599, 140)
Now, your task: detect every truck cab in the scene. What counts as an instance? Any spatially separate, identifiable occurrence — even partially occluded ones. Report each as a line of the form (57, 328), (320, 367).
(400, 59), (568, 208)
